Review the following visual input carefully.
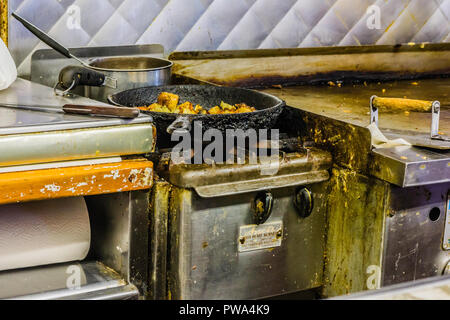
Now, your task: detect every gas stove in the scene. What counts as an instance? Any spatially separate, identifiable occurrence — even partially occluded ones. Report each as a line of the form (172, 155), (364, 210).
(149, 137), (332, 299)
(29, 44), (450, 299)
(164, 45), (450, 299)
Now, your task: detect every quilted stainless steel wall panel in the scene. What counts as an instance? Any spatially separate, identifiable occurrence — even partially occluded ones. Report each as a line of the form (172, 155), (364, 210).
(7, 0), (450, 76)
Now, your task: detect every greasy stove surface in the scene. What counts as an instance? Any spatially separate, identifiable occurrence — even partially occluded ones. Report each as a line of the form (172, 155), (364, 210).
(262, 78), (450, 142)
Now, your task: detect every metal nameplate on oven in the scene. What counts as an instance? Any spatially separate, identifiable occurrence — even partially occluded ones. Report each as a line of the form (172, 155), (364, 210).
(444, 194), (450, 251)
(238, 221), (283, 253)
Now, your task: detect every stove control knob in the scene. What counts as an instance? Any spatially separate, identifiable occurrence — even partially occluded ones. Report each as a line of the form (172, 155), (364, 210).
(444, 261), (450, 275)
(294, 187), (314, 218)
(253, 191), (273, 225)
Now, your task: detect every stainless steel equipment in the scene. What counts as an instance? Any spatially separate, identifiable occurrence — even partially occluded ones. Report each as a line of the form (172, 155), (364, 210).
(0, 190), (150, 300)
(0, 79), (153, 166)
(150, 147), (332, 300)
(60, 56), (172, 102)
(167, 45), (450, 299)
(381, 184), (450, 286)
(30, 44), (165, 92)
(262, 81), (450, 297)
(0, 261), (139, 300)
(0, 79), (155, 299)
(334, 275), (450, 300)
(12, 12), (172, 102)
(25, 43), (450, 300)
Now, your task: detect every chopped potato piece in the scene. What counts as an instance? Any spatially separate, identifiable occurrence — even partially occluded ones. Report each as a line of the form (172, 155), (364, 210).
(208, 106), (223, 114)
(146, 103), (171, 113)
(176, 102), (196, 114)
(157, 92), (179, 111)
(235, 103), (256, 113)
(220, 101), (236, 111)
(140, 92), (256, 115)
(195, 105), (208, 114)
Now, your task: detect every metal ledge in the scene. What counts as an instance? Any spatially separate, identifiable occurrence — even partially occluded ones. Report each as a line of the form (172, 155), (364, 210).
(333, 275), (450, 300)
(158, 148), (332, 197)
(0, 261), (138, 300)
(370, 147), (450, 187)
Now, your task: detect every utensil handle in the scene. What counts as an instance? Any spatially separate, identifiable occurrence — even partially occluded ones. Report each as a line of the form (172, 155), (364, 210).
(62, 104), (140, 119)
(12, 12), (71, 59)
(59, 66), (105, 89)
(372, 97), (434, 112)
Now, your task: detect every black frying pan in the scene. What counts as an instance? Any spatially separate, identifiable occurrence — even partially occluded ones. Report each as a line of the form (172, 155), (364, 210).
(108, 85), (285, 145)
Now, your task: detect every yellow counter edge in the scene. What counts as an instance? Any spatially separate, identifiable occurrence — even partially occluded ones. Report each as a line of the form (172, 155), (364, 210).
(0, 0), (7, 45)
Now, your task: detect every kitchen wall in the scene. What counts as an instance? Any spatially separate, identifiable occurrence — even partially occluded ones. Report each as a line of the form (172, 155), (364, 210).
(5, 0), (450, 76)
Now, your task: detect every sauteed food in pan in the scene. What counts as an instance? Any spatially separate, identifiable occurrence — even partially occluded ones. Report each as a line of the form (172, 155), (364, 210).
(138, 92), (256, 114)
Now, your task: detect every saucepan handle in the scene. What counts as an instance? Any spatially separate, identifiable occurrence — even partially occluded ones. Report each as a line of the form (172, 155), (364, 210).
(59, 65), (106, 90)
(167, 116), (192, 134)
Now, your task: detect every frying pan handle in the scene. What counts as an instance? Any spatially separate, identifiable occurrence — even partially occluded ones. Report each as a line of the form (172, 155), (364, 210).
(59, 66), (106, 89)
(107, 95), (120, 106)
(167, 116), (192, 135)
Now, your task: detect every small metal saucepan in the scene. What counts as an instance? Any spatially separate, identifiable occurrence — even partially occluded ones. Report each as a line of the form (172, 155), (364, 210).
(58, 57), (173, 102)
(11, 12), (172, 102)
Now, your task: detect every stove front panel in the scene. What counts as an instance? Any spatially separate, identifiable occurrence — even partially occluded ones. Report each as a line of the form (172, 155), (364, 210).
(382, 183), (450, 287)
(167, 183), (328, 300)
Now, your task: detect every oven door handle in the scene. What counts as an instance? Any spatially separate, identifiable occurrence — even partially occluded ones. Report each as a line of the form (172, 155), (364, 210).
(193, 170), (330, 198)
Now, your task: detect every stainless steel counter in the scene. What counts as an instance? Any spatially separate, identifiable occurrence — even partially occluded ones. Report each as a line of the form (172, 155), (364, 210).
(0, 78), (153, 134)
(170, 46), (450, 187)
(261, 79), (450, 187)
(261, 79), (450, 146)
(0, 79), (155, 167)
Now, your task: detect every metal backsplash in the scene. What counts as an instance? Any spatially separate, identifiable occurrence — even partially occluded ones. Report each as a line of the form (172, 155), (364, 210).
(5, 0), (450, 77)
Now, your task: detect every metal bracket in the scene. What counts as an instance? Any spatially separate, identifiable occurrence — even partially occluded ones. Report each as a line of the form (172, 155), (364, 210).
(431, 101), (450, 142)
(53, 79), (76, 97)
(443, 194), (450, 251)
(103, 76), (118, 89)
